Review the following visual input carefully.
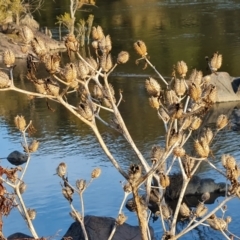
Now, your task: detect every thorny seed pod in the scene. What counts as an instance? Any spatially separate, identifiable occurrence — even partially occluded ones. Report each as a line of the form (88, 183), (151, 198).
(14, 115), (26, 131)
(128, 164), (142, 184)
(133, 40), (147, 56)
(102, 98), (112, 108)
(164, 89), (178, 106)
(65, 34), (79, 52)
(145, 77), (161, 97)
(96, 26), (105, 40)
(56, 162), (67, 178)
(62, 186), (74, 202)
(201, 192), (210, 202)
(195, 202), (208, 217)
(20, 26), (34, 44)
(3, 49), (15, 67)
(168, 131), (181, 148)
(189, 69), (203, 85)
(86, 57), (98, 71)
(34, 79), (47, 94)
(91, 40), (98, 49)
(31, 37), (47, 57)
(168, 103), (183, 119)
(91, 26), (99, 40)
(190, 116), (202, 130)
(149, 96), (160, 109)
(173, 146), (185, 158)
(201, 127), (213, 144)
(44, 53), (61, 74)
(216, 114), (228, 130)
(189, 82), (202, 102)
(19, 181), (27, 194)
(123, 182), (132, 193)
(210, 52), (222, 72)
(159, 173), (170, 188)
(105, 35), (112, 53)
(202, 75), (211, 84)
(176, 61), (188, 78)
(116, 213), (127, 225)
(27, 208), (36, 220)
(225, 216), (232, 224)
(70, 210), (82, 221)
(182, 155), (195, 176)
(159, 205), (172, 220)
(174, 78), (186, 97)
(91, 168), (101, 179)
(0, 71), (11, 88)
(28, 140), (39, 153)
(179, 202), (191, 218)
(76, 179), (87, 192)
(117, 51), (130, 64)
(203, 84), (217, 103)
(98, 37), (106, 53)
(78, 102), (93, 121)
(92, 84), (103, 99)
(194, 140), (209, 158)
(207, 217), (227, 231)
(151, 145), (165, 164)
(221, 154), (236, 170)
(64, 63), (77, 83)
(105, 53), (113, 72)
(158, 107), (170, 123)
(45, 78), (59, 96)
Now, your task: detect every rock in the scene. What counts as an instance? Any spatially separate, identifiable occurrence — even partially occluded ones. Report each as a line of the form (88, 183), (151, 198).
(7, 150), (28, 166)
(7, 232), (32, 239)
(63, 215), (156, 240)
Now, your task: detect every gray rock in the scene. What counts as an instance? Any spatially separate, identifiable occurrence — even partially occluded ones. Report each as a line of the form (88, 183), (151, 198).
(8, 232), (32, 239)
(63, 215), (156, 240)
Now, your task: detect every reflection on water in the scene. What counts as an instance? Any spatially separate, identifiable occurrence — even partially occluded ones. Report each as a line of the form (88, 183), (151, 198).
(1, 0), (240, 238)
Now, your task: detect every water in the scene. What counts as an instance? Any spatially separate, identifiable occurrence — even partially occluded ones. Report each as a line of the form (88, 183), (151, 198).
(1, 0), (240, 239)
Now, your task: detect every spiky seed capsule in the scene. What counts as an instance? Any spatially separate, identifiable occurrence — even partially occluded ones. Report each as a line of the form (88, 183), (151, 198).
(203, 75), (211, 84)
(173, 146), (185, 157)
(0, 71), (10, 88)
(190, 116), (202, 130)
(221, 154), (236, 170)
(123, 182), (132, 193)
(194, 140), (209, 158)
(21, 26), (34, 44)
(62, 186), (74, 202)
(3, 49), (15, 67)
(151, 145), (165, 164)
(91, 168), (101, 179)
(207, 217), (227, 230)
(189, 83), (202, 101)
(76, 179), (87, 192)
(86, 57), (98, 71)
(14, 115), (26, 131)
(189, 69), (202, 85)
(202, 128), (213, 144)
(46, 78), (59, 96)
(176, 61), (188, 78)
(92, 84), (103, 99)
(105, 35), (112, 53)
(133, 40), (147, 56)
(159, 173), (170, 188)
(201, 192), (210, 202)
(117, 51), (129, 64)
(31, 37), (47, 57)
(19, 182), (27, 194)
(174, 78), (186, 96)
(211, 52), (222, 71)
(64, 63), (77, 83)
(78, 102), (93, 121)
(164, 90), (178, 106)
(203, 84), (217, 103)
(28, 140), (39, 153)
(145, 77), (161, 97)
(168, 132), (181, 148)
(65, 34), (79, 52)
(116, 213), (127, 225)
(181, 116), (193, 130)
(216, 114), (228, 130)
(160, 205), (172, 220)
(70, 210), (82, 221)
(44, 53), (61, 74)
(27, 208), (36, 220)
(149, 96), (160, 109)
(91, 26), (99, 40)
(179, 202), (191, 218)
(96, 26), (104, 40)
(56, 162), (67, 178)
(128, 164), (142, 184)
(92, 40), (98, 49)
(195, 203), (208, 217)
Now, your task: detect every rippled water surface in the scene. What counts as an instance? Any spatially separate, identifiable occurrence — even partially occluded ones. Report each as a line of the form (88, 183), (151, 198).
(1, 0), (240, 239)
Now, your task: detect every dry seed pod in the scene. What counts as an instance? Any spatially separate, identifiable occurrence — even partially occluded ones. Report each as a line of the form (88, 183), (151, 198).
(34, 79), (47, 94)
(182, 155), (195, 176)
(168, 103), (183, 119)
(207, 217), (227, 230)
(128, 164), (142, 184)
(225, 216), (231, 224)
(65, 33), (79, 52)
(64, 63), (77, 83)
(221, 154), (236, 170)
(76, 179), (87, 192)
(189, 69), (202, 85)
(91, 168), (101, 179)
(3, 49), (15, 67)
(98, 37), (106, 53)
(201, 128), (213, 144)
(117, 51), (129, 64)
(210, 52), (222, 71)
(102, 97), (112, 108)
(0, 71), (11, 88)
(19, 181), (27, 194)
(105, 35), (112, 53)
(20, 26), (34, 44)
(203, 84), (217, 103)
(190, 116), (202, 130)
(194, 140), (209, 158)
(133, 40), (147, 56)
(173, 146), (185, 157)
(123, 182), (132, 193)
(44, 53), (61, 74)
(195, 202), (208, 217)
(145, 77), (161, 97)
(149, 96), (160, 109)
(151, 145), (165, 164)
(78, 102), (93, 121)
(116, 213), (127, 225)
(45, 78), (59, 96)
(160, 205), (172, 220)
(174, 78), (186, 96)
(181, 116), (193, 130)
(14, 115), (26, 131)
(179, 202), (191, 218)
(189, 82), (202, 101)
(164, 89), (178, 105)
(159, 173), (170, 188)
(70, 210), (82, 221)
(92, 40), (98, 49)
(92, 84), (103, 99)
(27, 208), (36, 220)
(31, 37), (47, 57)
(56, 162), (67, 178)
(28, 140), (39, 153)
(216, 114), (228, 130)
(168, 131), (181, 148)
(86, 57), (98, 73)
(62, 186), (74, 202)
(96, 26), (105, 40)
(176, 61), (188, 78)
(91, 26), (99, 40)
(201, 192), (210, 202)
(158, 107), (170, 123)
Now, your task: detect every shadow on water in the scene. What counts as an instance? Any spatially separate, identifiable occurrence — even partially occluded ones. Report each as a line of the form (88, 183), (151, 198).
(1, 0), (240, 239)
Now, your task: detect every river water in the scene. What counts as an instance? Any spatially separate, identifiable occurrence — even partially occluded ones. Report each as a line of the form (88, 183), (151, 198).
(1, 0), (240, 239)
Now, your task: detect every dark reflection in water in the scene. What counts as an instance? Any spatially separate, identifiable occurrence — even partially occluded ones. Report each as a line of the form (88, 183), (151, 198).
(1, 0), (240, 239)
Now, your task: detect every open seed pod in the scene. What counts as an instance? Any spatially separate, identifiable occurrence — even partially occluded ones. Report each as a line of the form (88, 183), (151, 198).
(190, 116), (202, 130)
(133, 40), (147, 56)
(210, 52), (222, 72)
(159, 173), (170, 188)
(145, 77), (161, 97)
(78, 102), (94, 121)
(128, 164), (142, 184)
(34, 78), (47, 94)
(164, 89), (178, 106)
(173, 146), (185, 157)
(179, 202), (191, 218)
(3, 49), (15, 67)
(195, 202), (208, 217)
(100, 53), (113, 72)
(65, 33), (79, 52)
(62, 186), (74, 202)
(14, 115), (26, 131)
(28, 140), (39, 153)
(0, 71), (11, 88)
(182, 155), (195, 176)
(92, 84), (103, 100)
(207, 217), (227, 231)
(45, 78), (59, 96)
(189, 82), (202, 102)
(174, 78), (186, 97)
(96, 26), (105, 40)
(19, 181), (27, 194)
(76, 179), (87, 192)
(63, 63), (77, 83)
(151, 145), (165, 164)
(176, 61), (188, 78)
(31, 37), (47, 57)
(221, 154), (236, 170)
(216, 114), (228, 130)
(189, 69), (203, 85)
(203, 84), (217, 104)
(44, 53), (61, 74)
(194, 139), (209, 158)
(56, 162), (67, 178)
